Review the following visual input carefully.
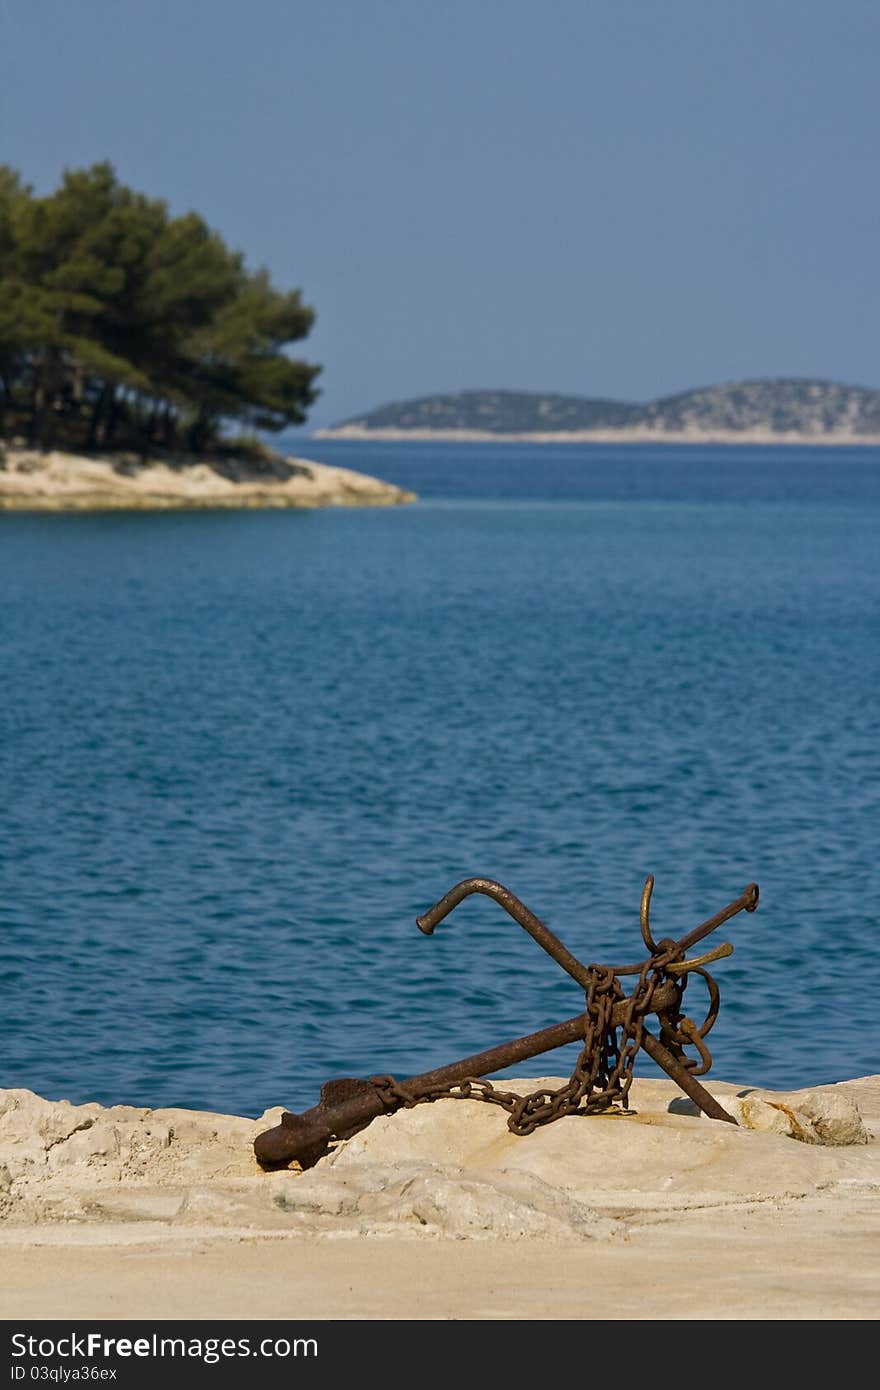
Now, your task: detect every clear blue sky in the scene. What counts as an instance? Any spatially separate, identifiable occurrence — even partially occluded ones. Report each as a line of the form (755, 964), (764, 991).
(1, 0), (877, 429)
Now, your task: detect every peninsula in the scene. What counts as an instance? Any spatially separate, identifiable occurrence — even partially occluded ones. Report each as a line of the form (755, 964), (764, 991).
(0, 446), (415, 511)
(316, 377), (880, 445)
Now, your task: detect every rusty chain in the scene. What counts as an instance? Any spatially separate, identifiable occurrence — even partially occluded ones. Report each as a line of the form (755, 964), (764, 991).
(369, 941), (714, 1135)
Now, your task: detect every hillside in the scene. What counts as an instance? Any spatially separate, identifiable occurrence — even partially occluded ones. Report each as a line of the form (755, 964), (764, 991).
(315, 379), (880, 443)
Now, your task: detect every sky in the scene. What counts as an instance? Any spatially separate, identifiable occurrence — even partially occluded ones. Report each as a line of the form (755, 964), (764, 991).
(1, 0), (878, 430)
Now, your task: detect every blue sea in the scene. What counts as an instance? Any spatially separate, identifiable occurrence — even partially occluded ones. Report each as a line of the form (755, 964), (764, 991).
(1, 440), (879, 1118)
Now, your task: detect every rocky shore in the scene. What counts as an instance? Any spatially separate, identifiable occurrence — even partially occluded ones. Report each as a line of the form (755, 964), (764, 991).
(1, 1073), (877, 1320)
(0, 447), (416, 511)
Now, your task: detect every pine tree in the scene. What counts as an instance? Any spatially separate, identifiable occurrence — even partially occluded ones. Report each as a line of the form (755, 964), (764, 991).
(0, 162), (320, 454)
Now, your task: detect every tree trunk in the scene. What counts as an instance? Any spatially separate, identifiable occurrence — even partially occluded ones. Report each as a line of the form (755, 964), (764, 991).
(188, 406), (215, 454)
(30, 373), (49, 451)
(161, 402), (177, 451)
(86, 383), (110, 451)
(105, 387), (119, 446)
(29, 350), (63, 452)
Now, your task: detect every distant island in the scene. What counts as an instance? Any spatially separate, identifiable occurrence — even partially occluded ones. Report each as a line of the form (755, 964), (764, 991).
(315, 379), (880, 444)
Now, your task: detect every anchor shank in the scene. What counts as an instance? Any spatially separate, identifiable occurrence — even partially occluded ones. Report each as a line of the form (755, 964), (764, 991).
(254, 976), (683, 1168)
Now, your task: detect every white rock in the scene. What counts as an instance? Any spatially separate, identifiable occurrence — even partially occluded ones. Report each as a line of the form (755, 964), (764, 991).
(275, 1160), (615, 1240)
(0, 1078), (873, 1241)
(737, 1088), (868, 1146)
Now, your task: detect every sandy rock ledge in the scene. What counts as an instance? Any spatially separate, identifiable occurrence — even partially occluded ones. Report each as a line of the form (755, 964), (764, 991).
(1, 1076), (877, 1319)
(0, 1075), (874, 1240)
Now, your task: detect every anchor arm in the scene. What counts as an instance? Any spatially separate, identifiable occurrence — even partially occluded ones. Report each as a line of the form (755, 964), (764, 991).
(601, 881), (760, 976)
(418, 877), (758, 981)
(674, 882), (759, 955)
(416, 877), (594, 989)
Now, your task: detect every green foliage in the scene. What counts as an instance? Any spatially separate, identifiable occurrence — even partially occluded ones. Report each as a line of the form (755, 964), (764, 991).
(0, 162), (320, 453)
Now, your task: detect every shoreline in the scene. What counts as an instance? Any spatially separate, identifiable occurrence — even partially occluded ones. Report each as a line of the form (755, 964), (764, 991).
(313, 424), (880, 446)
(0, 448), (416, 512)
(1, 1072), (877, 1320)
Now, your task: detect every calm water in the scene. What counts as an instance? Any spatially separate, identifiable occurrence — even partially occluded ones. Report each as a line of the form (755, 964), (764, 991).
(1, 441), (879, 1116)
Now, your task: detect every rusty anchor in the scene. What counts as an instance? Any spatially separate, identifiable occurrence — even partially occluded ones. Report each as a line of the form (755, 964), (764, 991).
(254, 874), (759, 1169)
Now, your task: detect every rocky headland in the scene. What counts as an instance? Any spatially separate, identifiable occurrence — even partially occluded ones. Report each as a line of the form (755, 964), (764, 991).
(0, 447), (416, 511)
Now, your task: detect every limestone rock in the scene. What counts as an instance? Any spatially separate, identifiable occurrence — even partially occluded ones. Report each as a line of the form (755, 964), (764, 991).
(0, 449), (416, 511)
(0, 1078), (875, 1241)
(0, 1087), (280, 1226)
(732, 1088), (868, 1146)
(274, 1160), (616, 1240)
